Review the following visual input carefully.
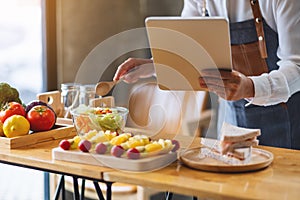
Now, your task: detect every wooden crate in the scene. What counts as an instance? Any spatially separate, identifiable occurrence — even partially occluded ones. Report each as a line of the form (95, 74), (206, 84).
(0, 119), (77, 149)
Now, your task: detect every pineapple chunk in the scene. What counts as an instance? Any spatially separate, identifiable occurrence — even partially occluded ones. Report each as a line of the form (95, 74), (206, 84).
(90, 133), (108, 144)
(104, 130), (118, 141)
(110, 133), (131, 145)
(83, 130), (97, 140)
(145, 142), (163, 153)
(70, 135), (81, 149)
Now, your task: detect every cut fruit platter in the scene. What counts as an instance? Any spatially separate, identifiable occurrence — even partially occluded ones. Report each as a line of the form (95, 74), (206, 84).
(53, 129), (180, 172)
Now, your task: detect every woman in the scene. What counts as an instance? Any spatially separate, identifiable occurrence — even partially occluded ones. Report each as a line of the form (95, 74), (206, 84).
(113, 0), (300, 149)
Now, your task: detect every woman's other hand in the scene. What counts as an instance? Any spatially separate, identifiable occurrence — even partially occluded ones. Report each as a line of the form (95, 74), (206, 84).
(198, 69), (255, 100)
(113, 58), (154, 83)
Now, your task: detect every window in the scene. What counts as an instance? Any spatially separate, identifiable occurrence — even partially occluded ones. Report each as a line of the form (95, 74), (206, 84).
(0, 0), (44, 199)
(0, 0), (43, 103)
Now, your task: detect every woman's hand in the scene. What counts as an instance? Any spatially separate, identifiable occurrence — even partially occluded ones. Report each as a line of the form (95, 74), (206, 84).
(113, 58), (154, 83)
(198, 69), (255, 100)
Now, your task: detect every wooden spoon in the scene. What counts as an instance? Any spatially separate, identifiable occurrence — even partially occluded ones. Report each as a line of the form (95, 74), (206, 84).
(95, 66), (138, 96)
(95, 80), (120, 96)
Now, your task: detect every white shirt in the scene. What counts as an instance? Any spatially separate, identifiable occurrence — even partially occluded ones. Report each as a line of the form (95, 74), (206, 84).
(181, 0), (300, 106)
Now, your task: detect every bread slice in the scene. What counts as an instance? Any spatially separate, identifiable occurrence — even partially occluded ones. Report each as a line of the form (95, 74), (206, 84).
(221, 139), (259, 154)
(201, 138), (254, 160)
(200, 147), (251, 165)
(221, 122), (261, 142)
(228, 147), (252, 160)
(200, 122), (261, 163)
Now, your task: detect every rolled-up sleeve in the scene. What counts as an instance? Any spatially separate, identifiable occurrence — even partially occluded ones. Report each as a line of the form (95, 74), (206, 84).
(248, 0), (300, 106)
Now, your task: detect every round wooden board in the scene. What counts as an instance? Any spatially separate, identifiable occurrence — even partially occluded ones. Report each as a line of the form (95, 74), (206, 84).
(179, 147), (273, 173)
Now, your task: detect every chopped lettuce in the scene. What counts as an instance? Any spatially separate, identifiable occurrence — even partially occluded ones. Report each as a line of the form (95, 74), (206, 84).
(71, 105), (126, 133)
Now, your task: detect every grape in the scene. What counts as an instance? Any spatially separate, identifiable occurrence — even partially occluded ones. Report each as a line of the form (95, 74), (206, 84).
(171, 139), (180, 152)
(114, 131), (119, 136)
(127, 148), (140, 159)
(95, 142), (108, 154)
(111, 145), (125, 157)
(78, 139), (92, 152)
(26, 100), (49, 113)
(59, 139), (71, 150)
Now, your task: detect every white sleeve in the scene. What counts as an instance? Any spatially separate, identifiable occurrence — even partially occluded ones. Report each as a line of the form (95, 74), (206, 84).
(249, 62), (300, 106)
(248, 0), (300, 106)
(181, 0), (201, 17)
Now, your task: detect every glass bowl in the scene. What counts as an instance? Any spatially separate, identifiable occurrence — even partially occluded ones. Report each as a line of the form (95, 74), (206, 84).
(70, 105), (128, 136)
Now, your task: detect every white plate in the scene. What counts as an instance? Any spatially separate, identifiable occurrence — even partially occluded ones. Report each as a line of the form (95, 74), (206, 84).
(52, 147), (177, 172)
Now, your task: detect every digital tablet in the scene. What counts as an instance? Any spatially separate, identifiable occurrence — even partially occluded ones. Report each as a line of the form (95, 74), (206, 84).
(145, 16), (232, 91)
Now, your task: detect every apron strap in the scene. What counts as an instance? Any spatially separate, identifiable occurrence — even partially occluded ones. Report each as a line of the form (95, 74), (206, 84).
(250, 0), (268, 58)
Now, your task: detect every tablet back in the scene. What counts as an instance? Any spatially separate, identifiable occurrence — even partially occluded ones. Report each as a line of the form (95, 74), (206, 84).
(145, 16), (232, 90)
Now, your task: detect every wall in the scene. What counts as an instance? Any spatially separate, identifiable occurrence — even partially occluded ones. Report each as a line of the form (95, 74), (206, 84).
(55, 0), (183, 86)
(51, 0), (218, 138)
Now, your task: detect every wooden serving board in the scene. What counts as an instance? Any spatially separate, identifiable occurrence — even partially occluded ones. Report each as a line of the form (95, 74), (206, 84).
(52, 147), (178, 172)
(0, 124), (76, 149)
(179, 147), (273, 173)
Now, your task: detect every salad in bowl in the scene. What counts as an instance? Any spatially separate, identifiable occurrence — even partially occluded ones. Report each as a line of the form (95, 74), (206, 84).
(70, 105), (128, 136)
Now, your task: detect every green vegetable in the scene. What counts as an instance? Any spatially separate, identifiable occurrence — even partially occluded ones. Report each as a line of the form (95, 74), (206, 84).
(71, 105), (127, 132)
(95, 112), (123, 131)
(0, 82), (22, 109)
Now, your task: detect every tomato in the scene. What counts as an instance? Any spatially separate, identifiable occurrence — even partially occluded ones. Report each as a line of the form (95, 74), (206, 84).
(26, 105), (56, 132)
(0, 102), (26, 123)
(95, 108), (112, 115)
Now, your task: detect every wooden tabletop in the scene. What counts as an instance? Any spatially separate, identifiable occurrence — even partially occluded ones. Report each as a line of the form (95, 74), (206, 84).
(0, 139), (114, 181)
(103, 143), (300, 200)
(0, 128), (299, 200)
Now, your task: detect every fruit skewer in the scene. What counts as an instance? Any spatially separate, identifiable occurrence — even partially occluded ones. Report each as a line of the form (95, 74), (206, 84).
(59, 131), (180, 160)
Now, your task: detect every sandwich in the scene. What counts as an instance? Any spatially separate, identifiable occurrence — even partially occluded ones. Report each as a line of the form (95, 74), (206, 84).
(200, 123), (261, 164)
(220, 122), (260, 157)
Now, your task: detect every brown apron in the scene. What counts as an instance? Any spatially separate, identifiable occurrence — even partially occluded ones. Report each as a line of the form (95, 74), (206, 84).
(217, 0), (300, 149)
(231, 0), (269, 76)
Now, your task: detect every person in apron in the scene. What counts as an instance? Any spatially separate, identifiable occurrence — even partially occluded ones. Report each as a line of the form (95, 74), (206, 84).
(213, 0), (300, 149)
(195, 0), (300, 149)
(113, 0), (300, 149)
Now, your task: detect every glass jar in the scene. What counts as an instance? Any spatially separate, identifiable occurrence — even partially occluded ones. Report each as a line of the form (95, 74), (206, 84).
(61, 83), (80, 109)
(79, 84), (96, 106)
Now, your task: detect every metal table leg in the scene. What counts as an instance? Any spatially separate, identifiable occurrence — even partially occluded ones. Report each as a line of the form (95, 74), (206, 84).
(72, 176), (80, 200)
(54, 175), (65, 200)
(44, 172), (50, 200)
(165, 191), (173, 200)
(105, 182), (113, 200)
(53, 175), (112, 200)
(80, 179), (85, 200)
(93, 181), (105, 200)
(62, 176), (66, 200)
